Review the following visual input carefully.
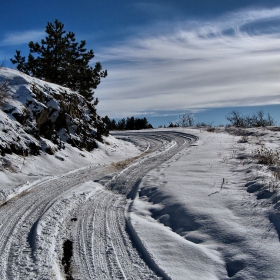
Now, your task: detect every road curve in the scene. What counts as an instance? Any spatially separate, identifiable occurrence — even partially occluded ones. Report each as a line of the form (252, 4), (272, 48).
(0, 130), (197, 279)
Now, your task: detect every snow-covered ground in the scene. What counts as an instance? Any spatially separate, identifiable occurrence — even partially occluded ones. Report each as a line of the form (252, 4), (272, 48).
(130, 127), (280, 279)
(0, 133), (140, 202)
(1, 125), (280, 279)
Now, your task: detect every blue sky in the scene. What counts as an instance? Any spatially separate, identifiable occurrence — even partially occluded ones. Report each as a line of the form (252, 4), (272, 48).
(1, 1), (280, 127)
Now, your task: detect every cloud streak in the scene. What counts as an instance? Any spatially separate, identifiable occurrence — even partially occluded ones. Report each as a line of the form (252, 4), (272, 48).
(0, 31), (44, 46)
(96, 7), (280, 118)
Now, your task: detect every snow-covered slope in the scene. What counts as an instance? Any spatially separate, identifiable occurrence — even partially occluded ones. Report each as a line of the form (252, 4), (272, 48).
(0, 67), (107, 156)
(0, 67), (139, 201)
(130, 127), (280, 279)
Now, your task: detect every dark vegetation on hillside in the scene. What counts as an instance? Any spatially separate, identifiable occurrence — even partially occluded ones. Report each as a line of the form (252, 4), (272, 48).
(0, 80), (10, 107)
(11, 19), (107, 102)
(0, 69), (108, 156)
(0, 20), (110, 156)
(102, 116), (153, 130)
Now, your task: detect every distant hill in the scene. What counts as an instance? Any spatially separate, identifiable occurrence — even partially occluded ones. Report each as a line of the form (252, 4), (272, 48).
(0, 67), (108, 156)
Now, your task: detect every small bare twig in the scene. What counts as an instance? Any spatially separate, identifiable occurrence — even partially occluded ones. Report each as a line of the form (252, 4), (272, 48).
(220, 178), (225, 191)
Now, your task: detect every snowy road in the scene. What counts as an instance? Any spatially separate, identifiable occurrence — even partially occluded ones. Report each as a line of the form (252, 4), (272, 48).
(0, 131), (197, 279)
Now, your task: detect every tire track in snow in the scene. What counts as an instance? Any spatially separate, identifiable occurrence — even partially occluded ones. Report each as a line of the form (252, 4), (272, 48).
(0, 131), (197, 279)
(0, 167), (107, 279)
(72, 131), (197, 279)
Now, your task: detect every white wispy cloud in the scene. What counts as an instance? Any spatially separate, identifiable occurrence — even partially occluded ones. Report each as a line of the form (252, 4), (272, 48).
(1, 31), (44, 46)
(96, 7), (280, 118)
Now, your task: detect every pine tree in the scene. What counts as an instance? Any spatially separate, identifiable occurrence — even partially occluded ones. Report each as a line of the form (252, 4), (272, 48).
(111, 119), (117, 130)
(117, 118), (126, 130)
(126, 116), (135, 130)
(11, 19), (107, 102)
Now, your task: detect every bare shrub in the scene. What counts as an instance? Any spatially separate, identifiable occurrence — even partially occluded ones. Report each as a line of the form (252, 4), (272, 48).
(251, 148), (280, 193)
(206, 126), (216, 132)
(253, 147), (280, 166)
(238, 135), (249, 143)
(196, 121), (214, 127)
(226, 111), (246, 127)
(227, 110), (275, 127)
(177, 110), (195, 127)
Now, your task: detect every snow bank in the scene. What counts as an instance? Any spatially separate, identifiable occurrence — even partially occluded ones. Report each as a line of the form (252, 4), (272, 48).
(0, 132), (141, 203)
(129, 128), (280, 279)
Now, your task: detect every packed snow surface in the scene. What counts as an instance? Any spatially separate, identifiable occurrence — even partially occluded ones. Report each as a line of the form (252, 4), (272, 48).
(0, 125), (280, 279)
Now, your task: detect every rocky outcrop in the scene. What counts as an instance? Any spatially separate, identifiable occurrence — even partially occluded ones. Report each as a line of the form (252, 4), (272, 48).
(0, 68), (108, 156)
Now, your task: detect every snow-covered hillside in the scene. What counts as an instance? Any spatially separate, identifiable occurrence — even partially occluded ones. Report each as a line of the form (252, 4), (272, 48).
(0, 67), (107, 157)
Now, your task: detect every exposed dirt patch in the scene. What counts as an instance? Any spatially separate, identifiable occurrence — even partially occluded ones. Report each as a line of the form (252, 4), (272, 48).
(62, 239), (74, 280)
(111, 151), (150, 171)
